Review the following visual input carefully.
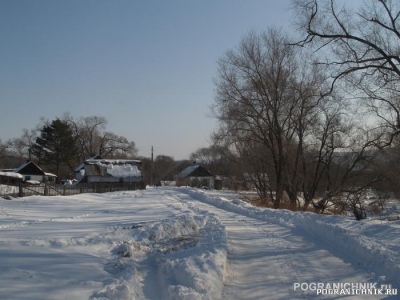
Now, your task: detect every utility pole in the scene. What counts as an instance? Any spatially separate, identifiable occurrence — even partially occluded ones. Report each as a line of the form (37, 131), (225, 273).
(151, 146), (154, 186)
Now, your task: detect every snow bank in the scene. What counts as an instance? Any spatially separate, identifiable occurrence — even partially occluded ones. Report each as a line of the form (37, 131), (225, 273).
(0, 189), (227, 300)
(90, 212), (227, 300)
(140, 213), (227, 300)
(155, 215), (227, 300)
(178, 187), (400, 289)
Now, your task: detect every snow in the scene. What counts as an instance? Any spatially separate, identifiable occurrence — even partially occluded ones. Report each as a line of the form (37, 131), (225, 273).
(105, 164), (141, 178)
(63, 179), (77, 186)
(24, 180), (41, 185)
(0, 184), (19, 197)
(177, 165), (199, 178)
(0, 171), (23, 179)
(44, 172), (57, 178)
(87, 159), (142, 165)
(0, 187), (399, 299)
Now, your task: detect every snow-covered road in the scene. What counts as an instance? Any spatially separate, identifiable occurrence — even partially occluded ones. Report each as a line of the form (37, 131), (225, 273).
(171, 189), (384, 300)
(1, 187), (399, 299)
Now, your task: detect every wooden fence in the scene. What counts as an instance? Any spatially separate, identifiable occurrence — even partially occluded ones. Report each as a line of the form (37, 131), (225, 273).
(57, 182), (146, 196)
(0, 181), (146, 198)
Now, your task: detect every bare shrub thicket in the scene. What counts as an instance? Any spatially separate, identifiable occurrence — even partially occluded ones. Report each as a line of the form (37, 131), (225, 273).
(211, 27), (390, 212)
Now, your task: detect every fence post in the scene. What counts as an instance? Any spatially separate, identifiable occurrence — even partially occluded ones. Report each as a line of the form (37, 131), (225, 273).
(19, 180), (23, 197)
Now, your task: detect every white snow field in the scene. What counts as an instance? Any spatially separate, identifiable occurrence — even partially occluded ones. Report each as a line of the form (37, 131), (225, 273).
(0, 187), (399, 299)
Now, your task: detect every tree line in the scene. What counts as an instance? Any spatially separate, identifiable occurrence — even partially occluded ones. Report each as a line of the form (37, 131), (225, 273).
(1, 0), (400, 213)
(199, 0), (400, 211)
(0, 113), (195, 185)
(0, 113), (138, 180)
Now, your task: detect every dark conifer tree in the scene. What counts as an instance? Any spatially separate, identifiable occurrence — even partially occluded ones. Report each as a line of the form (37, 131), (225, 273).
(31, 119), (78, 178)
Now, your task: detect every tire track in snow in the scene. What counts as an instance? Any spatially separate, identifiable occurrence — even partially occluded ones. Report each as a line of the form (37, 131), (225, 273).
(0, 212), (96, 230)
(174, 190), (382, 300)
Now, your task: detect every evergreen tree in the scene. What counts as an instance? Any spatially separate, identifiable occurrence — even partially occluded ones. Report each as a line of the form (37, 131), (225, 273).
(31, 119), (78, 178)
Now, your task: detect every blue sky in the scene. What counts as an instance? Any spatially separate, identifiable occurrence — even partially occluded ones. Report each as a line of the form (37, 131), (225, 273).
(1, 0), (294, 160)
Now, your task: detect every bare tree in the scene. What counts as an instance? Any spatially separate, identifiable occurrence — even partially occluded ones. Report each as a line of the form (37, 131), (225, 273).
(291, 92), (351, 210)
(212, 28), (323, 208)
(377, 140), (400, 198)
(235, 139), (272, 199)
(292, 0), (400, 136)
(63, 114), (107, 160)
(190, 145), (233, 177)
(153, 155), (176, 183)
(97, 131), (137, 158)
(12, 128), (39, 160)
(63, 113), (138, 161)
(212, 26), (388, 214)
(0, 139), (14, 168)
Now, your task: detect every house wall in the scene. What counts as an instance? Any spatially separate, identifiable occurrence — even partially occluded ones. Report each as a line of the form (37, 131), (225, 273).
(75, 169), (86, 182)
(45, 176), (57, 183)
(87, 176), (142, 183)
(23, 175), (43, 182)
(85, 165), (106, 176)
(0, 176), (21, 186)
(88, 176), (120, 183)
(188, 176), (214, 188)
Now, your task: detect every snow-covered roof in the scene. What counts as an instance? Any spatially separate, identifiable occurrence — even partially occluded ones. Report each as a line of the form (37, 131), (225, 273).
(177, 165), (213, 178)
(12, 161), (45, 175)
(86, 159), (141, 165)
(74, 155), (102, 172)
(84, 161), (141, 178)
(44, 172), (57, 177)
(14, 161), (31, 173)
(0, 171), (23, 179)
(105, 164), (141, 178)
(75, 157), (141, 172)
(177, 165), (200, 178)
(176, 165), (214, 178)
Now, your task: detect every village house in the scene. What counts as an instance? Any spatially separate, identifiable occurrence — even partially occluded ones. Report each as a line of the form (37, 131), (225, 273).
(75, 158), (142, 184)
(74, 155), (102, 182)
(1, 161), (57, 184)
(176, 165), (216, 189)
